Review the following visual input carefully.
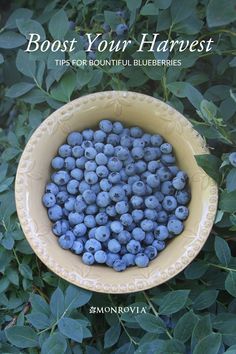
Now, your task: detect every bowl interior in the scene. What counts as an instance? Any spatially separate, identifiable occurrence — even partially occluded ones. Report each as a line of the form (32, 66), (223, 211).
(15, 91), (218, 293)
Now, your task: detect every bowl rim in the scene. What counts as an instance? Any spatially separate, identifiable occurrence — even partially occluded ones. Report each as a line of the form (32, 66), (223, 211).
(15, 90), (218, 293)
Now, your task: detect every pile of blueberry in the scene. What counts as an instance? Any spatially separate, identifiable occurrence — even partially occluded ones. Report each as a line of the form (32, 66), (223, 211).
(42, 120), (191, 271)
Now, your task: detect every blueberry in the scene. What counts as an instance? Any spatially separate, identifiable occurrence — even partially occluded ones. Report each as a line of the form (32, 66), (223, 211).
(64, 157), (76, 170)
(102, 23), (111, 32)
(70, 168), (83, 181)
(58, 144), (72, 157)
(120, 135), (133, 148)
(132, 181), (146, 196)
(106, 252), (120, 267)
(71, 240), (84, 254)
(147, 174), (160, 188)
(96, 165), (109, 178)
(108, 239), (121, 253)
(143, 232), (154, 245)
(141, 219), (154, 232)
(94, 142), (104, 153)
(161, 153), (175, 166)
(123, 183), (132, 196)
(167, 219), (184, 235)
(162, 196), (177, 212)
(48, 205), (63, 221)
(106, 205), (117, 217)
(157, 167), (172, 182)
(115, 201), (129, 214)
(145, 195), (160, 209)
(115, 23), (128, 36)
(133, 138), (145, 148)
(59, 231), (75, 249)
(109, 185), (125, 202)
(85, 239), (102, 253)
(94, 130), (107, 143)
(84, 147), (96, 160)
(116, 147), (129, 160)
(74, 196), (87, 212)
(108, 172), (121, 184)
(117, 230), (131, 244)
(84, 215), (96, 228)
(107, 133), (120, 146)
(110, 221), (123, 233)
(150, 134), (163, 146)
(113, 259), (126, 271)
(64, 196), (76, 211)
(132, 209), (144, 222)
(67, 132), (82, 146)
(72, 146), (84, 158)
(132, 227), (145, 241)
(156, 210), (168, 223)
(52, 219), (69, 236)
(42, 193), (56, 208)
(95, 226), (110, 241)
(82, 190), (97, 204)
(86, 204), (98, 215)
(169, 165), (179, 176)
(154, 225), (169, 240)
(104, 144), (115, 156)
(176, 190), (191, 205)
(161, 181), (175, 195)
(100, 178), (112, 191)
(45, 182), (59, 195)
(144, 246), (158, 260)
(142, 133), (151, 145)
(160, 143), (172, 154)
(82, 140), (93, 149)
(107, 157), (122, 172)
(73, 223), (87, 237)
(144, 147), (160, 161)
(122, 253), (135, 266)
(130, 195), (143, 208)
(144, 209), (158, 220)
(175, 206), (189, 220)
(135, 160), (147, 173)
(76, 156), (87, 169)
(95, 153), (108, 165)
(82, 129), (94, 140)
(82, 252), (95, 265)
(85, 161), (97, 172)
(130, 126), (143, 138)
(90, 182), (101, 194)
(96, 191), (110, 207)
(94, 250), (107, 263)
(229, 152), (236, 167)
(68, 212), (84, 226)
(172, 177), (186, 190)
(51, 156), (64, 170)
(67, 179), (80, 194)
(120, 213), (133, 226)
(78, 180), (90, 194)
(95, 212), (108, 225)
(135, 253), (149, 267)
(152, 239), (166, 251)
(112, 121), (124, 134)
(131, 147), (144, 160)
(99, 119), (113, 133)
(52, 171), (70, 185)
(84, 171), (98, 185)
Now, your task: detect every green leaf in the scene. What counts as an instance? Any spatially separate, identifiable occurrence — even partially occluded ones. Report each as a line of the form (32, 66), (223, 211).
(26, 312), (50, 330)
(159, 290), (190, 315)
(191, 315), (212, 348)
(126, 0), (142, 11)
(50, 287), (65, 319)
(50, 71), (76, 102)
(171, 0), (196, 24)
(184, 261), (208, 280)
(6, 268), (19, 286)
(193, 333), (222, 354)
(219, 190), (236, 212)
(48, 10), (69, 40)
(0, 177), (14, 193)
(0, 31), (27, 49)
(17, 19), (46, 41)
(0, 53), (4, 64)
(226, 168), (236, 192)
(65, 285), (92, 314)
(16, 49), (36, 78)
(0, 277), (10, 292)
(6, 83), (35, 98)
(140, 3), (159, 15)
(104, 323), (121, 348)
(207, 0), (236, 27)
(135, 313), (165, 333)
(5, 8), (33, 29)
(225, 272), (236, 297)
(167, 81), (203, 109)
(19, 263), (33, 280)
(214, 236), (231, 266)
(174, 311), (199, 343)
(193, 290), (219, 310)
(41, 332), (67, 354)
(195, 154), (221, 183)
(30, 294), (50, 316)
(58, 317), (84, 343)
(5, 326), (38, 348)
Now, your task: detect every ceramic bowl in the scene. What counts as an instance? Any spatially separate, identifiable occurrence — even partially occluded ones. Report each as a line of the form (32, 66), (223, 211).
(15, 91), (218, 294)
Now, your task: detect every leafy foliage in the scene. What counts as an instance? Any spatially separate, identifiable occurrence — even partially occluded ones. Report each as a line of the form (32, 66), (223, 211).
(0, 0), (236, 353)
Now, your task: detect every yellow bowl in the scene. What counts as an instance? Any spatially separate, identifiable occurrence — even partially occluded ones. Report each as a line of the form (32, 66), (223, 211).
(15, 91), (218, 294)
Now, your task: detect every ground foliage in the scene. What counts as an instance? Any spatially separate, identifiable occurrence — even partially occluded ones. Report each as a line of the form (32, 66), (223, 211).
(0, 0), (236, 353)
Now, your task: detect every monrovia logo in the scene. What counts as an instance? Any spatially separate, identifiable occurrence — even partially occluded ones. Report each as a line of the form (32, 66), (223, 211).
(89, 306), (148, 314)
(25, 32), (214, 54)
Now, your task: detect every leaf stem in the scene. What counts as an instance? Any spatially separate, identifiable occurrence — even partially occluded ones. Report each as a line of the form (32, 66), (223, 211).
(208, 263), (236, 272)
(13, 248), (20, 266)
